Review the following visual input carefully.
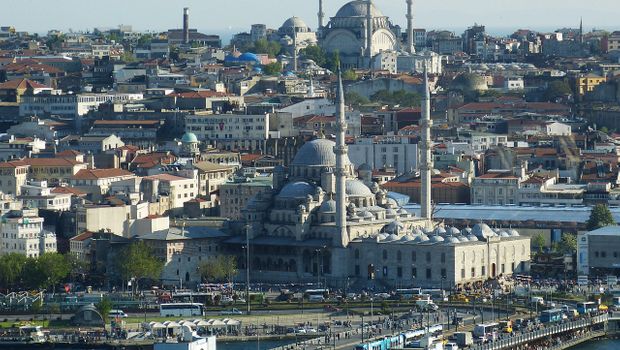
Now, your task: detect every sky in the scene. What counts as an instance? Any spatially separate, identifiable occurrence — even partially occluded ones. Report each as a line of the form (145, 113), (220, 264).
(2, 0), (617, 38)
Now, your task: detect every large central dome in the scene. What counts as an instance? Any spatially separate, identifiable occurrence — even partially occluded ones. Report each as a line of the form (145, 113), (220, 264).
(335, 0), (384, 18)
(291, 139), (340, 167)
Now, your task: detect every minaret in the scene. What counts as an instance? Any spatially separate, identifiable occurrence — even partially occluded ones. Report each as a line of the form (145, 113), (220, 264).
(406, 0), (415, 53)
(366, 0), (373, 68)
(334, 69), (348, 247)
(183, 8), (190, 45)
(293, 33), (298, 72)
(420, 64), (433, 224)
(579, 17), (584, 44)
(318, 0), (325, 29)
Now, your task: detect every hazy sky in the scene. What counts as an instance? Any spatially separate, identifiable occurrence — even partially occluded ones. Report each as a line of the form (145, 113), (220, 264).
(2, 0), (617, 36)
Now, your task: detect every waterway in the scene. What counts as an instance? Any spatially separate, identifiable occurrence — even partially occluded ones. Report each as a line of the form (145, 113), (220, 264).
(570, 339), (620, 349)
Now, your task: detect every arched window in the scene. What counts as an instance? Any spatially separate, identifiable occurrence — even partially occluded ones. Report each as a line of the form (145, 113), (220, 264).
(383, 249), (388, 260)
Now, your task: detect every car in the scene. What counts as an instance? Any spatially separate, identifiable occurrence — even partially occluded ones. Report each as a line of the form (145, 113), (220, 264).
(306, 327), (317, 333)
(220, 296), (234, 304)
(108, 309), (128, 318)
(295, 327), (307, 334)
(220, 308), (244, 315)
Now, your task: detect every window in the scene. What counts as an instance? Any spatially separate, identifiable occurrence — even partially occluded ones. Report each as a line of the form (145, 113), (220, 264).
(441, 253), (446, 263)
(383, 249), (388, 260)
(383, 266), (388, 277)
(481, 266), (486, 276)
(355, 265), (360, 276)
(354, 249), (360, 259)
(602, 251), (607, 258)
(397, 250), (402, 262)
(397, 267), (403, 278)
(441, 268), (446, 279)
(412, 251), (417, 262)
(412, 267), (417, 279)
(501, 264), (505, 273)
(426, 268), (431, 279)
(426, 252), (431, 262)
(461, 269), (465, 279)
(595, 251), (600, 258)
(471, 267), (476, 277)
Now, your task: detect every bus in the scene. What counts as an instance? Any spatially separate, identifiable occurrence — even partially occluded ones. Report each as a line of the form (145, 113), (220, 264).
(540, 309), (563, 323)
(160, 303), (204, 317)
(576, 301), (598, 315)
(473, 323), (498, 339)
(396, 288), (422, 299)
(304, 289), (329, 302)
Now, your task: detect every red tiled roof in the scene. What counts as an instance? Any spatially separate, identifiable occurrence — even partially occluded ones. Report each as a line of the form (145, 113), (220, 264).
(143, 174), (190, 182)
(72, 168), (134, 180)
(167, 91), (228, 98)
(478, 172), (518, 179)
(51, 186), (87, 196)
(56, 150), (83, 157)
(23, 158), (84, 166)
(0, 78), (48, 90)
(70, 231), (95, 242)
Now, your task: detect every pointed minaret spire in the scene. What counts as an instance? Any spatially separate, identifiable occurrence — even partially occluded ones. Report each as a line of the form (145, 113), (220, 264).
(579, 17), (584, 44)
(334, 68), (348, 247)
(406, 0), (415, 53)
(420, 63), (433, 224)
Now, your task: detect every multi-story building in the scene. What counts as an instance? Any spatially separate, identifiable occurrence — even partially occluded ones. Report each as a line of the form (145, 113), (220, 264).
(185, 113), (269, 152)
(348, 136), (418, 175)
(0, 136), (46, 162)
(19, 181), (72, 211)
(578, 226), (620, 277)
(193, 161), (236, 197)
(0, 160), (30, 196)
(69, 168), (137, 201)
(466, 132), (509, 152)
(471, 170), (521, 205)
(142, 174), (198, 213)
(23, 158), (88, 185)
(575, 73), (606, 97)
(606, 31), (620, 52)
(219, 175), (273, 221)
(518, 176), (585, 206)
(19, 91), (143, 117)
(0, 209), (57, 258)
(58, 134), (125, 154)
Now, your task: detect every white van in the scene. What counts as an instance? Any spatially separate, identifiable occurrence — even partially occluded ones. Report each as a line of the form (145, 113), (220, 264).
(530, 296), (544, 305)
(108, 309), (128, 318)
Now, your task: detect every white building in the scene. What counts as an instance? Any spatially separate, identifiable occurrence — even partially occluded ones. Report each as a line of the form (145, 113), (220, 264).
(396, 50), (443, 74)
(0, 209), (57, 258)
(142, 174), (198, 212)
(467, 132), (509, 152)
(185, 113), (269, 152)
(69, 168), (137, 201)
(504, 77), (524, 91)
(0, 136), (46, 162)
(348, 135), (418, 175)
(277, 98), (335, 118)
(19, 91), (143, 117)
(19, 181), (72, 211)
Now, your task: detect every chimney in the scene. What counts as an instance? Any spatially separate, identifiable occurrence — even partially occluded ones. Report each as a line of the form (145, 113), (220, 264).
(183, 7), (190, 44)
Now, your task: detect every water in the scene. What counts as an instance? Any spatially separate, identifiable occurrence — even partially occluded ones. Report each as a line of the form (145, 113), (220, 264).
(569, 339), (620, 349)
(218, 339), (296, 350)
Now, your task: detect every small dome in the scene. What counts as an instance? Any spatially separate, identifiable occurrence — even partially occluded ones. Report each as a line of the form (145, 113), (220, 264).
(413, 227), (424, 235)
(346, 179), (373, 197)
(181, 132), (198, 143)
(386, 233), (399, 241)
(358, 163), (372, 172)
(278, 181), (315, 199)
(282, 16), (309, 30)
(462, 227), (473, 235)
(397, 208), (408, 215)
(386, 208), (397, 217)
(467, 235), (479, 242)
(434, 227), (447, 235)
(362, 211), (374, 219)
(430, 235), (445, 243)
(499, 231), (510, 238)
(414, 234), (430, 243)
(377, 233), (388, 240)
(291, 139), (348, 167)
(319, 199), (337, 213)
(384, 220), (405, 234)
(458, 236), (469, 242)
(509, 229), (520, 237)
(445, 237), (461, 244)
(448, 227), (461, 235)
(401, 235), (415, 242)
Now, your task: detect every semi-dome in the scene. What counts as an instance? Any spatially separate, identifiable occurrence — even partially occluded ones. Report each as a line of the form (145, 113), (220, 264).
(414, 234), (430, 243)
(472, 223), (495, 238)
(318, 199), (336, 213)
(346, 179), (373, 197)
(181, 132), (198, 143)
(278, 181), (315, 199)
(291, 139), (344, 167)
(448, 227), (461, 235)
(430, 235), (445, 243)
(336, 0), (384, 17)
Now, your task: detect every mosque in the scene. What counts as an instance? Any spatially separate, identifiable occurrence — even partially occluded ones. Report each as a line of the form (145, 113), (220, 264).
(223, 68), (531, 289)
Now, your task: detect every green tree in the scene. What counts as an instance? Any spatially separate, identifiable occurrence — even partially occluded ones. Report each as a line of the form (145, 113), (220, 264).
(23, 253), (71, 290)
(544, 80), (573, 101)
(558, 233), (577, 255)
(0, 253), (27, 290)
(345, 92), (369, 107)
(326, 50), (340, 72)
(116, 241), (164, 291)
(252, 39), (281, 58)
(299, 45), (327, 67)
(599, 126), (609, 134)
(96, 297), (113, 326)
(263, 62), (282, 76)
(587, 204), (616, 231)
(532, 233), (546, 253)
(370, 90), (421, 107)
(342, 69), (358, 81)
(198, 255), (238, 283)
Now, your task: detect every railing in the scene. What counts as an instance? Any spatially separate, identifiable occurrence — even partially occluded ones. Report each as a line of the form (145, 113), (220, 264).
(470, 314), (608, 350)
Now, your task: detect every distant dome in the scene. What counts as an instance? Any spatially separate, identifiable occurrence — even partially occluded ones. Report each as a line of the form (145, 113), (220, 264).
(336, 0), (384, 17)
(434, 227), (447, 235)
(181, 132), (198, 143)
(448, 227), (461, 235)
(508, 229), (520, 237)
(278, 181), (315, 199)
(346, 179), (373, 197)
(282, 16), (309, 30)
(472, 223), (495, 238)
(467, 235), (479, 242)
(358, 163), (372, 171)
(458, 236), (469, 242)
(319, 199), (337, 213)
(239, 52), (260, 63)
(451, 73), (488, 92)
(414, 234), (430, 243)
(291, 139), (345, 167)
(445, 237), (461, 244)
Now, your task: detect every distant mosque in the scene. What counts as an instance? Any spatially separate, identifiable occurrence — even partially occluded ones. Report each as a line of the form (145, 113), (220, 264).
(317, 0), (416, 69)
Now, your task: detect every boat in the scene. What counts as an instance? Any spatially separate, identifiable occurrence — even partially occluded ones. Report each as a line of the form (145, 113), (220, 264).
(154, 325), (217, 350)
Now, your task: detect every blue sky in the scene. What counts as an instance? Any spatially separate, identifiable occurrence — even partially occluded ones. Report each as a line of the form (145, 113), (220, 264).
(2, 0), (616, 36)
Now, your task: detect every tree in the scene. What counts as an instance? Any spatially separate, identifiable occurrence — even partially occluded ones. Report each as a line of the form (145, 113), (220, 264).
(558, 233), (577, 255)
(22, 253), (71, 290)
(263, 62), (282, 76)
(532, 233), (546, 253)
(544, 80), (573, 101)
(115, 241), (164, 291)
(96, 297), (113, 326)
(299, 45), (327, 67)
(0, 253), (27, 290)
(587, 204), (616, 231)
(252, 39), (281, 58)
(342, 69), (358, 81)
(370, 90), (421, 107)
(345, 92), (369, 107)
(198, 255), (238, 283)
(326, 50), (340, 72)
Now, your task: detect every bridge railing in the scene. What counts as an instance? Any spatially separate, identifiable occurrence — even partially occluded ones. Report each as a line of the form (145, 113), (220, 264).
(470, 314), (608, 350)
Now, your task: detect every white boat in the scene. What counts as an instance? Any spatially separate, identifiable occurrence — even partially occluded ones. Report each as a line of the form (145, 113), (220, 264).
(154, 325), (217, 350)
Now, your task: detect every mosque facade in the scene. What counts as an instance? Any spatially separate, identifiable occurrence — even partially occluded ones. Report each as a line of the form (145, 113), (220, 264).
(224, 70), (531, 289)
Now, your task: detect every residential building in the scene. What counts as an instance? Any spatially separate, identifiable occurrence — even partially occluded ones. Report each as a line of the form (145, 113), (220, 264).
(185, 113), (269, 152)
(193, 161), (236, 197)
(471, 170), (521, 205)
(69, 168), (137, 201)
(0, 160), (29, 196)
(22, 158), (88, 185)
(575, 73), (606, 97)
(348, 136), (418, 175)
(58, 134), (125, 154)
(518, 176), (585, 206)
(0, 209), (56, 258)
(219, 175), (273, 221)
(19, 91), (143, 117)
(142, 174), (198, 213)
(0, 136), (46, 162)
(19, 180), (72, 211)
